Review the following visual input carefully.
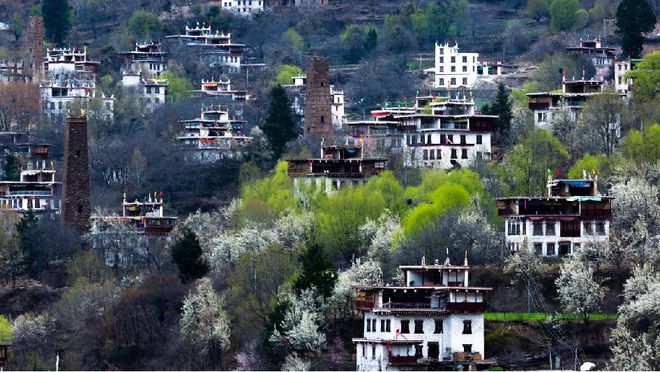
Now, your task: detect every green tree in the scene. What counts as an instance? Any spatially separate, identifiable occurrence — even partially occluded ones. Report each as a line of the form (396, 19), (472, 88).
(171, 228), (209, 283)
(616, 0), (657, 58)
(0, 231), (27, 288)
(621, 123), (660, 165)
(568, 153), (608, 179)
(503, 128), (569, 196)
(3, 153), (20, 181)
(293, 241), (336, 298)
(341, 24), (366, 63)
(528, 0), (550, 22)
(364, 28), (378, 52)
(66, 249), (112, 285)
(283, 28), (305, 53)
(275, 65), (304, 86)
(159, 71), (193, 101)
(9, 13), (25, 41)
(16, 209), (38, 275)
(549, 0), (581, 31)
(0, 315), (13, 342)
(42, 0), (71, 45)
(262, 85), (297, 161)
(625, 51), (660, 101)
(127, 11), (161, 39)
(484, 83), (513, 136)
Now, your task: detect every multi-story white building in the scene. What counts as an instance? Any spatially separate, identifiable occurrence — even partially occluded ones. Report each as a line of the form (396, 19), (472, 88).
(191, 77), (249, 101)
(330, 85), (345, 129)
(166, 24), (245, 72)
(41, 47), (113, 121)
(221, 0), (264, 14)
(121, 70), (168, 110)
(497, 178), (612, 256)
(397, 95), (495, 169)
(177, 105), (252, 163)
(0, 168), (60, 213)
(433, 42), (479, 89)
(117, 41), (167, 78)
(353, 257), (491, 371)
(614, 59), (641, 95)
(526, 79), (623, 127)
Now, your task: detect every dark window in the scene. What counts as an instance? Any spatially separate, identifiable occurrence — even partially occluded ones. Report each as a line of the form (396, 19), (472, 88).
(451, 56), (456, 63)
(372, 319), (377, 331)
(462, 56), (467, 63)
(596, 222), (606, 235)
(437, 149), (441, 159)
(461, 149), (468, 159)
(583, 221), (593, 235)
(451, 149), (457, 159)
(381, 319), (385, 332)
(462, 320), (472, 334)
(460, 135), (466, 144)
(414, 320), (423, 334)
(372, 345), (376, 359)
(386, 320), (391, 332)
(463, 344), (472, 353)
(367, 318), (371, 332)
(463, 66), (467, 72)
(320, 116), (324, 123)
(533, 222), (543, 235)
(434, 319), (443, 334)
(428, 341), (440, 359)
(534, 243), (543, 255)
(430, 149), (435, 160)
(476, 135), (482, 144)
(423, 149), (428, 160)
(451, 78), (456, 85)
(547, 243), (556, 256)
(545, 221), (556, 236)
(463, 78), (468, 85)
(75, 150), (81, 158)
(400, 320), (410, 334)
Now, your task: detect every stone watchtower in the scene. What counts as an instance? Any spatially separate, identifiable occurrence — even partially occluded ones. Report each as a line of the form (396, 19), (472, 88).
(304, 57), (334, 142)
(24, 16), (44, 80)
(62, 113), (91, 232)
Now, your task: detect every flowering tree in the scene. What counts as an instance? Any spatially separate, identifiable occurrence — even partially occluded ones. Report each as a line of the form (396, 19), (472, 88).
(180, 278), (231, 359)
(609, 267), (660, 370)
(329, 258), (383, 318)
(555, 257), (604, 321)
(269, 289), (327, 354)
(281, 354), (311, 371)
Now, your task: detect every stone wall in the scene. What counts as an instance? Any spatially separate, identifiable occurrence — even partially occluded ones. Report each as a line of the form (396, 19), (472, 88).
(62, 114), (91, 232)
(304, 57), (333, 142)
(24, 16), (44, 80)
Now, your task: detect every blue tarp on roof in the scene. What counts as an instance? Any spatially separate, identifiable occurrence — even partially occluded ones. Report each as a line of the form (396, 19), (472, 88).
(561, 180), (591, 187)
(566, 196), (602, 202)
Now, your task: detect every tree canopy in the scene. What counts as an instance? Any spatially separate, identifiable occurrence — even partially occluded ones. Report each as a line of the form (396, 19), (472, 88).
(42, 0), (71, 44)
(616, 0), (657, 58)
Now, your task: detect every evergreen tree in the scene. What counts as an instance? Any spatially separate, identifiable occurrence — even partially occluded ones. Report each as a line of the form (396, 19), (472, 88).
(488, 83), (513, 135)
(293, 241), (336, 298)
(364, 28), (378, 52)
(42, 0), (71, 45)
(262, 85), (297, 161)
(616, 0), (656, 58)
(3, 153), (21, 181)
(0, 232), (27, 288)
(171, 228), (209, 283)
(16, 209), (38, 275)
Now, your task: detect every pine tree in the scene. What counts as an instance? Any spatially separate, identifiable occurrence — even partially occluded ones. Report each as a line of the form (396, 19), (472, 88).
(16, 209), (38, 275)
(3, 153), (20, 181)
(616, 0), (657, 58)
(171, 228), (209, 283)
(293, 241), (336, 298)
(488, 83), (513, 135)
(364, 28), (378, 52)
(0, 232), (27, 288)
(262, 85), (297, 161)
(42, 0), (71, 45)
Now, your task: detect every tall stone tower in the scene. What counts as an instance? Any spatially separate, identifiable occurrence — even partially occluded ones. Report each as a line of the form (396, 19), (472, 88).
(24, 16), (44, 81)
(304, 57), (333, 142)
(62, 113), (91, 232)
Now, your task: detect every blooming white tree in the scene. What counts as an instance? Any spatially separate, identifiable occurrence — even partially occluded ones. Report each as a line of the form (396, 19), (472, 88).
(209, 211), (313, 266)
(180, 278), (231, 355)
(281, 353), (311, 371)
(555, 257), (604, 321)
(609, 267), (660, 370)
(359, 211), (401, 262)
(269, 289), (327, 354)
(329, 258), (384, 317)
